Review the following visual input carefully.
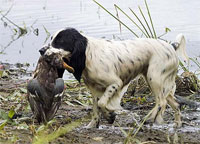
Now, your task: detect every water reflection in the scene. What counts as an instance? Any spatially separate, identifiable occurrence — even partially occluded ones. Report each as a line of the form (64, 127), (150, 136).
(0, 0), (199, 73)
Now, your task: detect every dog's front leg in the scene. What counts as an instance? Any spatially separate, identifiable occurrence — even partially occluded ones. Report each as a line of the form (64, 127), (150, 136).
(98, 82), (122, 124)
(86, 96), (100, 128)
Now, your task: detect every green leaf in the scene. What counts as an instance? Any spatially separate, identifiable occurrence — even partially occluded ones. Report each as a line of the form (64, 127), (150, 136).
(0, 120), (7, 130)
(0, 109), (8, 120)
(1, 71), (9, 78)
(0, 70), (3, 78)
(165, 27), (171, 33)
(8, 109), (15, 119)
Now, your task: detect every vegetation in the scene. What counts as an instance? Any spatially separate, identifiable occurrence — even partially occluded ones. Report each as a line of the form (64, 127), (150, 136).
(0, 0), (199, 143)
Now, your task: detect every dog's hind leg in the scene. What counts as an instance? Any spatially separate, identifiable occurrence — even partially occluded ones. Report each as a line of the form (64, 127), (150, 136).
(167, 84), (182, 127)
(146, 68), (167, 124)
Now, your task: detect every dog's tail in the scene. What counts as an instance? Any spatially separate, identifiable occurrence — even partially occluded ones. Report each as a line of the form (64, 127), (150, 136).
(172, 33), (189, 63)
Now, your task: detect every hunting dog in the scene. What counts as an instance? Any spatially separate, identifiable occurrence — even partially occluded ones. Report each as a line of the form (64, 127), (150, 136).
(39, 28), (188, 128)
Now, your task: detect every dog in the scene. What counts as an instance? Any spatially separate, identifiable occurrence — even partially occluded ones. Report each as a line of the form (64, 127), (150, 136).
(27, 50), (74, 123)
(39, 28), (188, 128)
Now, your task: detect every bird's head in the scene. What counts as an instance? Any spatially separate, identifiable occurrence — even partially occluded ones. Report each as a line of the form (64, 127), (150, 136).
(39, 45), (74, 73)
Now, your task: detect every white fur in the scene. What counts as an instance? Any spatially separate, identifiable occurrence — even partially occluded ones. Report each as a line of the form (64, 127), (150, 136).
(50, 31), (188, 128)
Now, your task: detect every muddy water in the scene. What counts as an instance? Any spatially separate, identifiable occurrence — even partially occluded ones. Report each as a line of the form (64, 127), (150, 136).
(0, 0), (200, 76)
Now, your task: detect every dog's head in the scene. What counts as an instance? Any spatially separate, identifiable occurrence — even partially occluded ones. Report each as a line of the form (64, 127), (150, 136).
(39, 28), (87, 81)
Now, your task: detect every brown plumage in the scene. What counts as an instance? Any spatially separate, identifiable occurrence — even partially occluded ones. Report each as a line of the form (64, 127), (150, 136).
(27, 53), (68, 123)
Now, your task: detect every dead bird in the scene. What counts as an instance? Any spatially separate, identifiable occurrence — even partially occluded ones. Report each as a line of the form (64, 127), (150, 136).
(27, 51), (74, 123)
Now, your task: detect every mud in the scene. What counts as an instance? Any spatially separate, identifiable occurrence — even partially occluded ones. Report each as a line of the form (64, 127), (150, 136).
(0, 63), (200, 144)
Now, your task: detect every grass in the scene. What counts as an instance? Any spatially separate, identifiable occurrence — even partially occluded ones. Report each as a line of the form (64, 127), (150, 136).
(32, 116), (90, 144)
(93, 0), (158, 39)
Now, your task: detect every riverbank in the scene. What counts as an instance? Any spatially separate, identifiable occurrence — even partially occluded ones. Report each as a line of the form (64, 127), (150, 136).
(0, 62), (200, 143)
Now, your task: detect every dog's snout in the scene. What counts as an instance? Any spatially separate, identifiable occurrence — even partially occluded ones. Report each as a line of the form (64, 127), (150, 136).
(39, 47), (47, 56)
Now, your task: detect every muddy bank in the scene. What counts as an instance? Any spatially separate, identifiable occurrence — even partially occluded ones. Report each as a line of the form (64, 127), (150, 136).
(0, 63), (200, 144)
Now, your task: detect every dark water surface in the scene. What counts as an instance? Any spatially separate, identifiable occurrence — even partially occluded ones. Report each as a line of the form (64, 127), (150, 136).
(0, 0), (199, 76)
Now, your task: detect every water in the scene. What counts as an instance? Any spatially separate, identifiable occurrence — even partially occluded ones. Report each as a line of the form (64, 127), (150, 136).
(0, 0), (199, 76)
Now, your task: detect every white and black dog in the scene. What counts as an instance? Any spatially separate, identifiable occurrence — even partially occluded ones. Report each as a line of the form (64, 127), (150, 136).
(39, 28), (188, 128)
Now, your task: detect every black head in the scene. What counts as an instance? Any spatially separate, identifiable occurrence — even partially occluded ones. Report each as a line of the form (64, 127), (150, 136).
(40, 28), (87, 82)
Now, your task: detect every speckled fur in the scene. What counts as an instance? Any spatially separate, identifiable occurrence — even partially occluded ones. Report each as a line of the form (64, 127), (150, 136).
(43, 28), (188, 128)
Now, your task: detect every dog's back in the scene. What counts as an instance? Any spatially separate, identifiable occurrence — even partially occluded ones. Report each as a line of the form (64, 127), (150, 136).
(84, 35), (187, 127)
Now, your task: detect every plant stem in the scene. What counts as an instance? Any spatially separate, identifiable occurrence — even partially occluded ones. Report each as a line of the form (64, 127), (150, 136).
(145, 0), (157, 38)
(129, 8), (151, 38)
(114, 4), (122, 34)
(115, 4), (148, 38)
(93, 0), (139, 38)
(138, 6), (154, 38)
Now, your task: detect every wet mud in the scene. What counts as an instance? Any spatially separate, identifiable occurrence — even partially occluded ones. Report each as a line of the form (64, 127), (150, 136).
(0, 63), (200, 144)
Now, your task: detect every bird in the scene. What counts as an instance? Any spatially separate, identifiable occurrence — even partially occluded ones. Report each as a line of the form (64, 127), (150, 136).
(27, 50), (74, 123)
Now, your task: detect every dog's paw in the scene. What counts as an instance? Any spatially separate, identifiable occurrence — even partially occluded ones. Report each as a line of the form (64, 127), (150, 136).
(106, 111), (116, 124)
(173, 121), (182, 128)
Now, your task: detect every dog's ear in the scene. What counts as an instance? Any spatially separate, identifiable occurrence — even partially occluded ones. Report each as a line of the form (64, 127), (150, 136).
(70, 37), (87, 82)
(57, 68), (65, 78)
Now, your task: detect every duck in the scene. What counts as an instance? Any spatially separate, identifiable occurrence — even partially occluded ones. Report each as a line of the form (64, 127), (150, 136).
(27, 51), (74, 123)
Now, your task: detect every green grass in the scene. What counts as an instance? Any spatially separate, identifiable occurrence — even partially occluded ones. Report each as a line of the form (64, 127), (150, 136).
(32, 116), (90, 144)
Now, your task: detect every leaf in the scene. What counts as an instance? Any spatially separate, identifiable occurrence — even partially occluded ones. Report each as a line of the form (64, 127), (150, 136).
(92, 137), (104, 141)
(0, 95), (7, 101)
(0, 70), (3, 78)
(17, 123), (29, 130)
(64, 101), (75, 106)
(33, 118), (87, 144)
(19, 88), (27, 93)
(0, 110), (8, 120)
(36, 124), (46, 134)
(8, 109), (15, 119)
(165, 27), (171, 33)
(15, 103), (22, 111)
(1, 71), (9, 78)
(10, 90), (21, 100)
(0, 120), (7, 130)
(73, 99), (88, 107)
(43, 25), (51, 44)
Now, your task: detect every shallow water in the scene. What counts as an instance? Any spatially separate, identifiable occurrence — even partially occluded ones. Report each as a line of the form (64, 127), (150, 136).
(0, 0), (199, 78)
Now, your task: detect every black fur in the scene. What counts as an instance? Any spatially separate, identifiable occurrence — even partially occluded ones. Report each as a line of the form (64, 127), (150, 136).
(51, 28), (87, 82)
(57, 68), (65, 78)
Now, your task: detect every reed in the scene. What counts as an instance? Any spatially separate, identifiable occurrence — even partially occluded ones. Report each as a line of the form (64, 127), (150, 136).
(93, 0), (157, 38)
(93, 0), (139, 38)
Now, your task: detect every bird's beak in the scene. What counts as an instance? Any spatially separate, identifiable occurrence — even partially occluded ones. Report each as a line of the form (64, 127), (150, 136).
(39, 47), (47, 56)
(63, 62), (74, 73)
